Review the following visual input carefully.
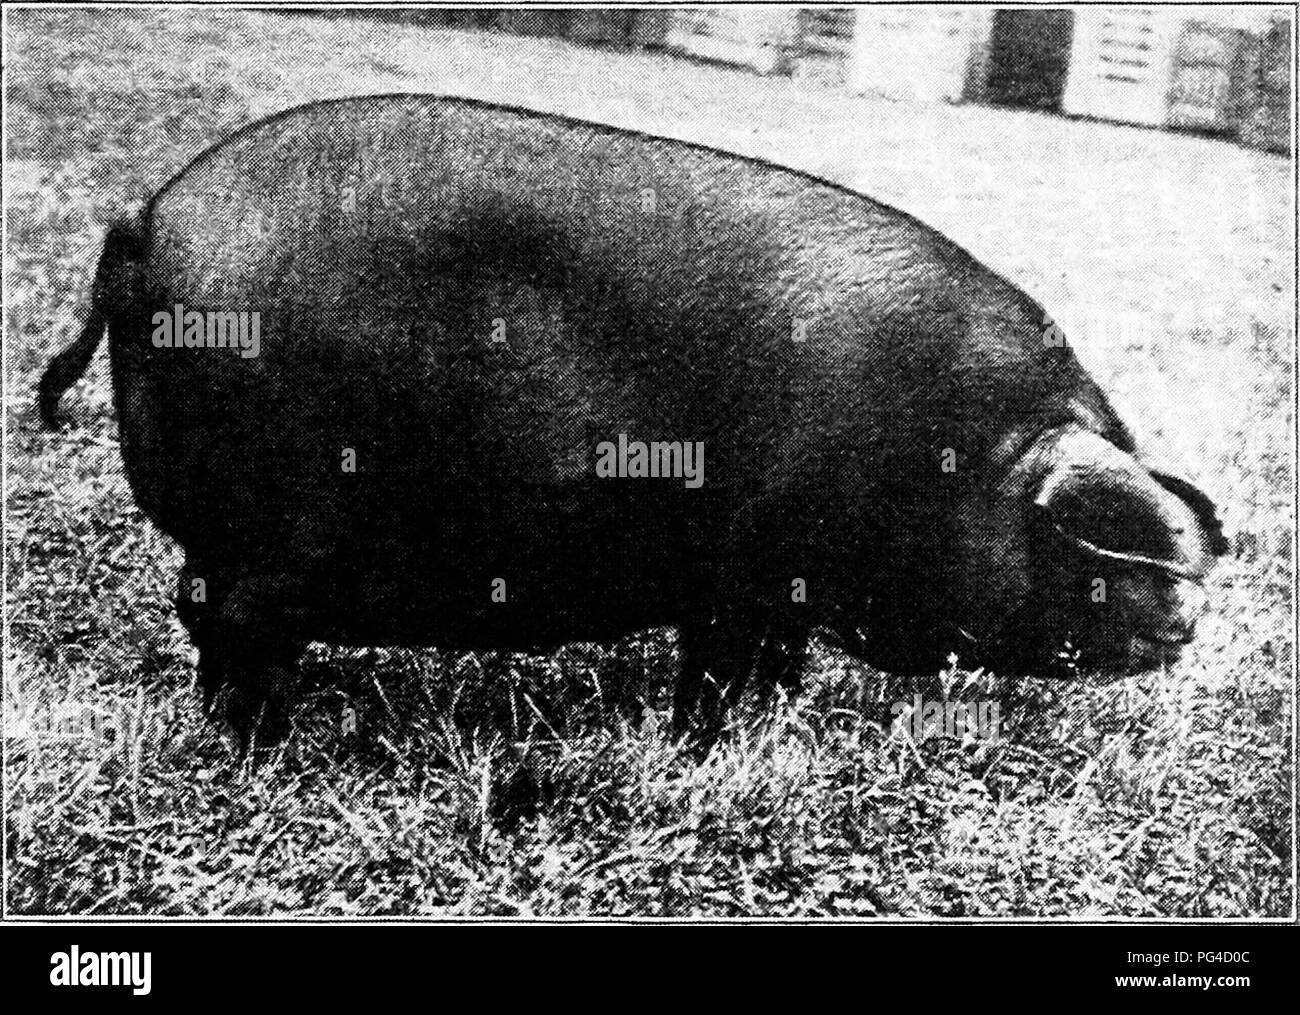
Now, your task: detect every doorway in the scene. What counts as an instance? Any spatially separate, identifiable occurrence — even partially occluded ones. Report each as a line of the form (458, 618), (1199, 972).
(984, 10), (1076, 110)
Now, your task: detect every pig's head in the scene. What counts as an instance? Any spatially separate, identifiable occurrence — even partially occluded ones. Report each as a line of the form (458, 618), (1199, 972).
(939, 425), (1228, 678)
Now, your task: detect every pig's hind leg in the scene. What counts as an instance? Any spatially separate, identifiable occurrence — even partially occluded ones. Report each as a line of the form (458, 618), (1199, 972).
(176, 554), (311, 752)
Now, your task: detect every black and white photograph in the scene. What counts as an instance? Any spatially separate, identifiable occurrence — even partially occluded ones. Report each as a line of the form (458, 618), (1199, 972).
(2, 0), (1295, 960)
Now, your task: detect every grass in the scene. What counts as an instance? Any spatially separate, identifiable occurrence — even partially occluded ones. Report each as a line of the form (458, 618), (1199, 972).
(3, 7), (1293, 917)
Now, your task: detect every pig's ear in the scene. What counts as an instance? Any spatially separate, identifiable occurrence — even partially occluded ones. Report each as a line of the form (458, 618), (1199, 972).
(1033, 432), (1212, 579)
(1149, 470), (1229, 556)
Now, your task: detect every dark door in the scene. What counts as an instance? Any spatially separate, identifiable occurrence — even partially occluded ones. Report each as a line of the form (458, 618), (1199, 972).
(985, 9), (1076, 110)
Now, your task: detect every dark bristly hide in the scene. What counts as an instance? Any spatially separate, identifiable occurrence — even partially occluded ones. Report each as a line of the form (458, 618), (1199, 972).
(37, 95), (1226, 748)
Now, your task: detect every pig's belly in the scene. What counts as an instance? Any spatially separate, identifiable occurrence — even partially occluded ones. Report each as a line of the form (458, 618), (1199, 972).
(293, 489), (721, 649)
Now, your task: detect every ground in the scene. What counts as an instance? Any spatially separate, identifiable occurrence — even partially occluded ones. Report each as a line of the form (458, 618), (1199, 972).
(3, 7), (1293, 917)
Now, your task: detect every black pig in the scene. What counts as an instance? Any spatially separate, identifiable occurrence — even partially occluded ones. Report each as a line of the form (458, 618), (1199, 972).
(38, 95), (1227, 745)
